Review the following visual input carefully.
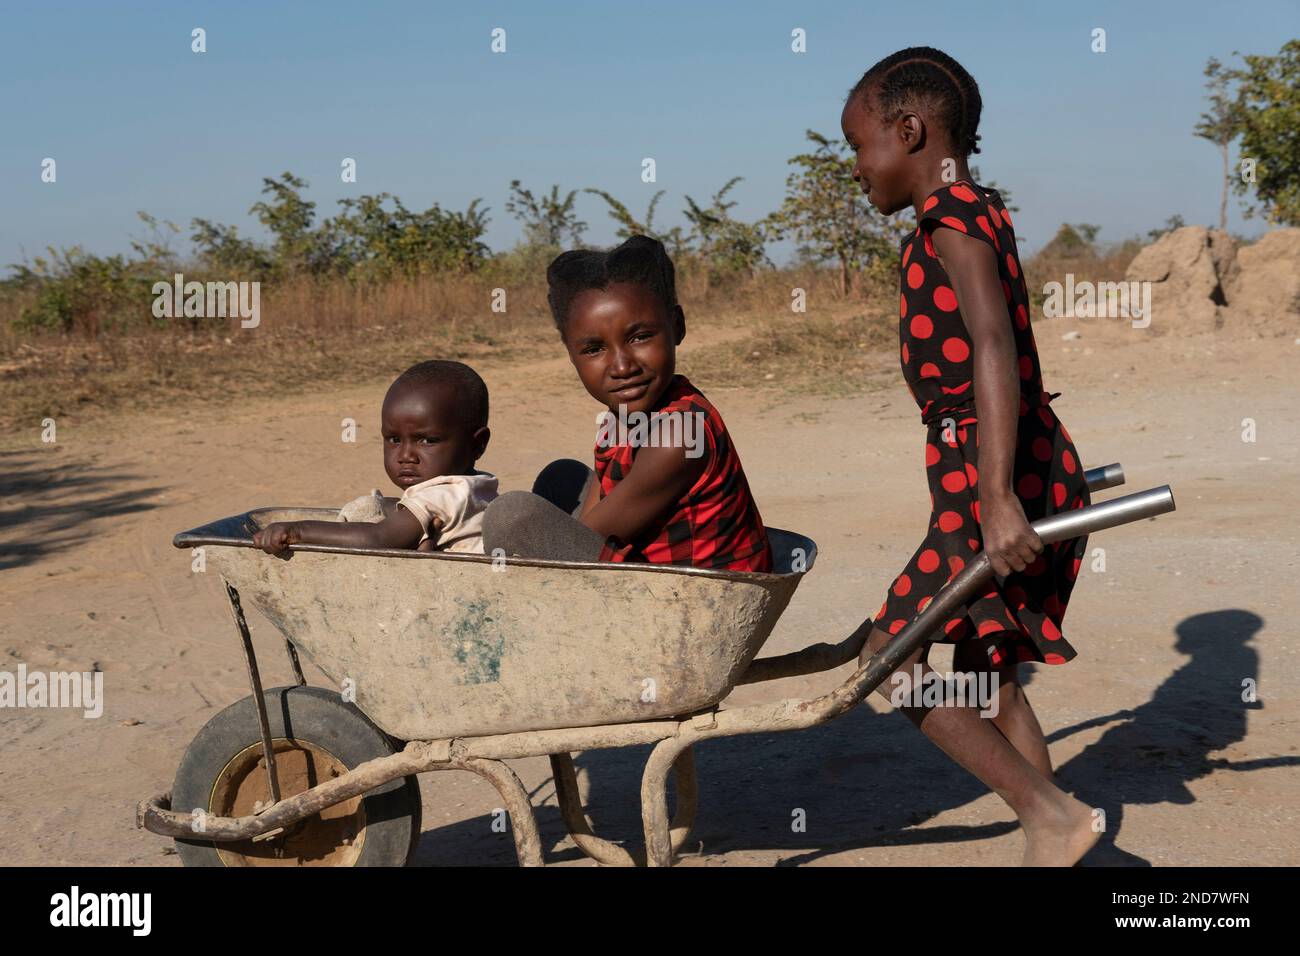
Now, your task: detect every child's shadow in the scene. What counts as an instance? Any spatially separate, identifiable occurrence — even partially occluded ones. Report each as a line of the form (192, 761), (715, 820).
(1049, 608), (1281, 865)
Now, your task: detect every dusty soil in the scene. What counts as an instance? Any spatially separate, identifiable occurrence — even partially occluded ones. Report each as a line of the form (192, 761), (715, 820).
(1, 317), (1297, 866)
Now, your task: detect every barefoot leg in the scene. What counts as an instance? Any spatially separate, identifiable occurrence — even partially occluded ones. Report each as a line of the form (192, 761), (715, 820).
(862, 625), (1098, 866)
(953, 641), (1055, 780)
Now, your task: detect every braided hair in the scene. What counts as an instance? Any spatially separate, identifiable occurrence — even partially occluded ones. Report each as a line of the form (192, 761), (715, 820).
(546, 235), (679, 333)
(848, 47), (983, 157)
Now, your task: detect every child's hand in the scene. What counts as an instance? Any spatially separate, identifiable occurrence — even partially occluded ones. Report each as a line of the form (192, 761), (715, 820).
(978, 492), (1043, 577)
(414, 516), (444, 552)
(252, 521), (301, 556)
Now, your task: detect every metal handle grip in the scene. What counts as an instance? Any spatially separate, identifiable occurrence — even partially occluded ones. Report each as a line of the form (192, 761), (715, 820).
(1034, 484), (1172, 545)
(1083, 462), (1124, 493)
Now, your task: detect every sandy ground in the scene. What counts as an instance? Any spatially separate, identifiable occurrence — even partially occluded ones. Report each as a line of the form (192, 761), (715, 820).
(1, 317), (1297, 867)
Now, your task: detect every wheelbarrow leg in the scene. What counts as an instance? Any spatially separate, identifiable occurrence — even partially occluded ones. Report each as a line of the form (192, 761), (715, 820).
(640, 742), (700, 867)
(551, 753), (637, 866)
(453, 757), (544, 867)
(553, 749), (698, 866)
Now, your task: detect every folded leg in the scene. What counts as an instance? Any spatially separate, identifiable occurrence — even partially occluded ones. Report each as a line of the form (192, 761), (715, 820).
(482, 490), (606, 562)
(531, 458), (596, 517)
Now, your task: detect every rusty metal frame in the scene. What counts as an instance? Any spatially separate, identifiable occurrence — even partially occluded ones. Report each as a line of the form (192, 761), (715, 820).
(224, 581), (281, 806)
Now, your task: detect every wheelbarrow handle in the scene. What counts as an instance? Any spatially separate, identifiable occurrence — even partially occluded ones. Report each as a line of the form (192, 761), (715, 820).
(1033, 484), (1171, 545)
(739, 464), (1138, 685)
(842, 484), (1176, 710)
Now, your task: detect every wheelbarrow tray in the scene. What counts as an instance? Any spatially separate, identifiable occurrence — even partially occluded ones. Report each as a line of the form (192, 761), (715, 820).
(175, 508), (816, 741)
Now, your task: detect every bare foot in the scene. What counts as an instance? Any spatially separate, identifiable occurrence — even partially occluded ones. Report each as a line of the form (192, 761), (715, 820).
(1021, 795), (1100, 866)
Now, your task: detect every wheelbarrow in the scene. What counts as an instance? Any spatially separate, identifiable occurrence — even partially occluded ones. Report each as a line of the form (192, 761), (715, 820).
(136, 462), (1173, 866)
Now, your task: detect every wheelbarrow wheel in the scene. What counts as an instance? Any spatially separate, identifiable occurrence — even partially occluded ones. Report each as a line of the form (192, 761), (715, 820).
(171, 684), (421, 867)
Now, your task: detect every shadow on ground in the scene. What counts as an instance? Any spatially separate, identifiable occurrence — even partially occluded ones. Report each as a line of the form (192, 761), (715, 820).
(407, 607), (1282, 866)
(0, 450), (162, 571)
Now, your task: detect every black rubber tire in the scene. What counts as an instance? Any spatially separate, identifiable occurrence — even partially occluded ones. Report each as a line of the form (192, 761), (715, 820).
(171, 685), (421, 867)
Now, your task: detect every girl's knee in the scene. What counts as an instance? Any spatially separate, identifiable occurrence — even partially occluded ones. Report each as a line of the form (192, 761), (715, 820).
(531, 459), (593, 514)
(485, 490), (541, 522)
(864, 625), (896, 657)
(860, 626), (929, 701)
(863, 625), (928, 661)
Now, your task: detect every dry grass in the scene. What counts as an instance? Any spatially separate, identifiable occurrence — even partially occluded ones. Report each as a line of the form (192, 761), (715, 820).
(0, 247), (1141, 440)
(0, 267), (892, 438)
(1023, 246), (1141, 314)
(685, 301), (898, 398)
(0, 273), (553, 437)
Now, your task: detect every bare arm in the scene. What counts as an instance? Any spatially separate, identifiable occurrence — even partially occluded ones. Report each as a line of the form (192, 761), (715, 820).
(581, 443), (707, 546)
(253, 507), (431, 555)
(932, 227), (1043, 577)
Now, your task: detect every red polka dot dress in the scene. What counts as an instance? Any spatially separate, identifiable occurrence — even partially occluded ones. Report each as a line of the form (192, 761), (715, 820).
(878, 179), (1090, 666)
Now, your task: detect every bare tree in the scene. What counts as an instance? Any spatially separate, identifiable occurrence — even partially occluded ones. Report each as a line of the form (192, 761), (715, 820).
(1194, 57), (1245, 231)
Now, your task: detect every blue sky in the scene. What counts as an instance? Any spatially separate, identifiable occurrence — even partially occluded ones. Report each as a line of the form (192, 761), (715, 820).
(1, 0), (1295, 267)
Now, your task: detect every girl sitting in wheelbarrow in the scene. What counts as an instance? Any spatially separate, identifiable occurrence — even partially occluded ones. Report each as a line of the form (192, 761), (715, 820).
(482, 235), (774, 573)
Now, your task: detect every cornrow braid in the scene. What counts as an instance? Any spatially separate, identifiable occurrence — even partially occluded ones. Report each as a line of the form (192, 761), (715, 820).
(849, 47), (983, 157)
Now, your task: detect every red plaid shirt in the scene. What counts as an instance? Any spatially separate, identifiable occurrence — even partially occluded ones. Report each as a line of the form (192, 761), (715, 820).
(594, 376), (773, 572)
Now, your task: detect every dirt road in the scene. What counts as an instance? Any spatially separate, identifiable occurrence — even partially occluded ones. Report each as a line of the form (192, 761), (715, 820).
(1, 320), (1296, 866)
